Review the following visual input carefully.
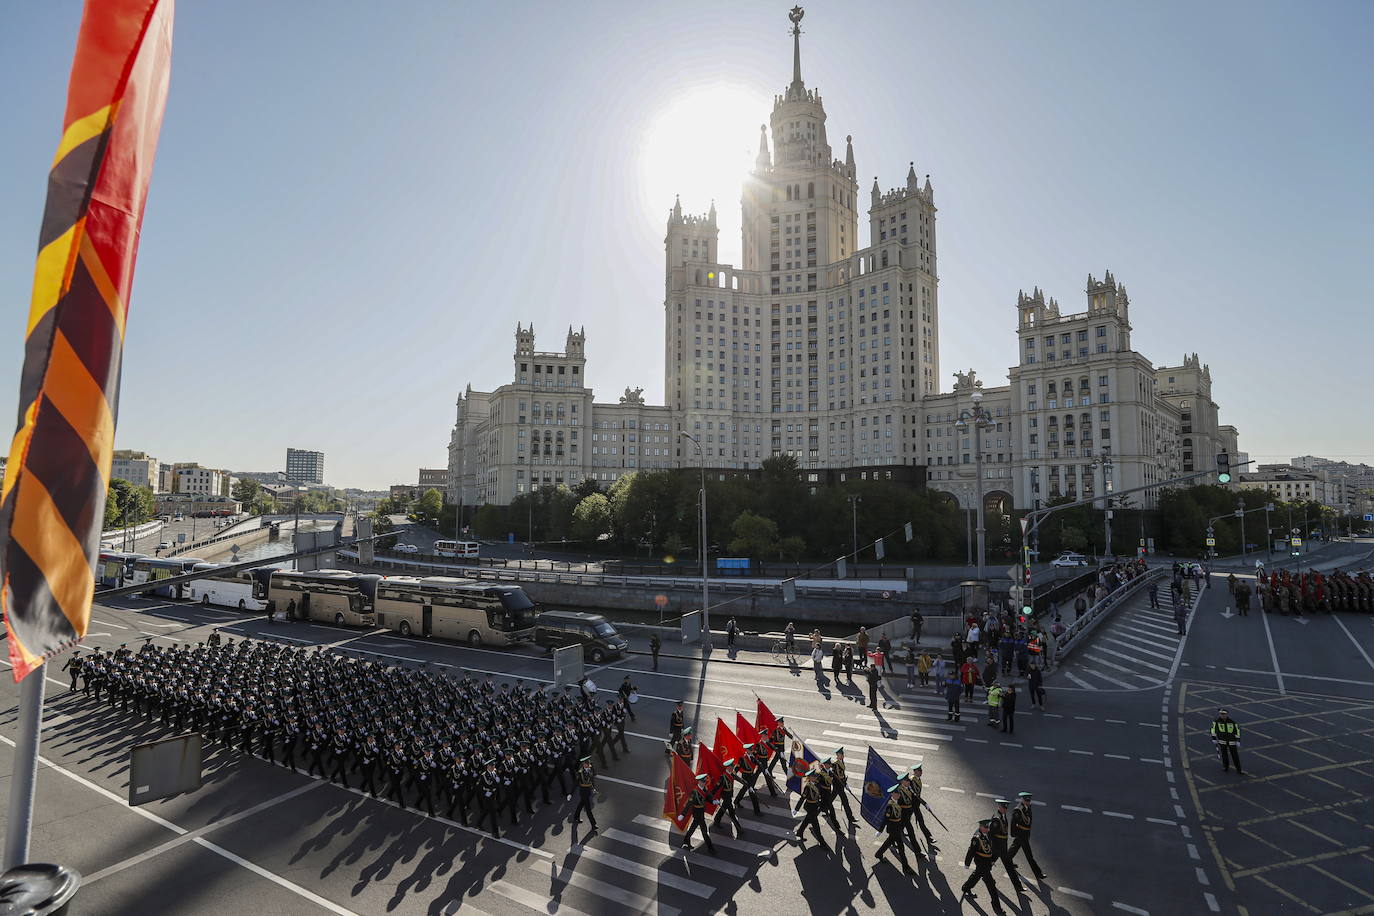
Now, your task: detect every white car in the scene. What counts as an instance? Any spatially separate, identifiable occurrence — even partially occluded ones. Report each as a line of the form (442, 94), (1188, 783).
(395, 544), (419, 554)
(158, 541), (172, 551)
(1051, 552), (1088, 568)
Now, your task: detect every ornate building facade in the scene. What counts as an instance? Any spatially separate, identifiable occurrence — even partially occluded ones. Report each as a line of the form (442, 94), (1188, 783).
(448, 10), (1239, 512)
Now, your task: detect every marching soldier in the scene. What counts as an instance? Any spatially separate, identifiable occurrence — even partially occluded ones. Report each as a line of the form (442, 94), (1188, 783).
(479, 758), (503, 838)
(989, 799), (1025, 894)
(571, 756), (598, 833)
(962, 820), (1007, 915)
(733, 744), (764, 816)
(357, 734), (383, 798)
(681, 774), (717, 853)
(754, 741), (781, 797)
(386, 742), (410, 810)
(62, 652), (83, 692)
(874, 787), (915, 875)
(1008, 791), (1047, 880)
(832, 748), (857, 826)
(669, 701), (685, 742)
(710, 758), (741, 834)
(766, 718), (788, 776)
(793, 771), (829, 849)
(908, 763), (938, 852)
(814, 759), (843, 834)
(1210, 708), (1244, 775)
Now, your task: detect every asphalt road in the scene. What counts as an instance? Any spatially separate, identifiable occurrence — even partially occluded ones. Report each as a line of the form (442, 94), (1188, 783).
(2, 558), (1373, 914)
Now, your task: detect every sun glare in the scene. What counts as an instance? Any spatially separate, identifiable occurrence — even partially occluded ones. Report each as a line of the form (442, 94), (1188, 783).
(636, 84), (771, 248)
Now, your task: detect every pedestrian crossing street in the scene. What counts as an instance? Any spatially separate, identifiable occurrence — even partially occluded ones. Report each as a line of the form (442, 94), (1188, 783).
(1059, 589), (1195, 690)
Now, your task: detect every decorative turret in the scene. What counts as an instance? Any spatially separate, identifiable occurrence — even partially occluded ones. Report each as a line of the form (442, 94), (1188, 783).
(708, 199), (717, 227)
(670, 194), (682, 225)
(906, 161), (918, 192)
(566, 325), (585, 357)
(871, 176), (881, 207)
(755, 124), (772, 170)
(844, 134), (855, 175)
(515, 323), (535, 358)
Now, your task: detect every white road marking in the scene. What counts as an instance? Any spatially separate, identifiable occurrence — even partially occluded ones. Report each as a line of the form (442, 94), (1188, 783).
(938, 786), (965, 793)
(1187, 843), (1200, 860)
(1111, 903), (1150, 915)
(487, 880), (592, 916)
(1102, 811), (1134, 820)
(1204, 891), (1220, 911)
(1333, 615), (1374, 674)
(1195, 867), (1210, 886)
(1088, 646), (1170, 674)
(0, 734), (358, 914)
(821, 730), (939, 751)
(1106, 718), (1127, 724)
(1147, 818), (1178, 826)
(1058, 887), (1094, 900)
(92, 618), (129, 629)
(1104, 754), (1131, 760)
(1063, 670), (1096, 689)
(1100, 637), (1176, 662)
(838, 719), (956, 741)
(1222, 667), (1374, 687)
(964, 737), (989, 744)
(1259, 609), (1287, 695)
(1069, 749), (1093, 756)
(527, 861), (677, 916)
(1034, 746), (1056, 752)
(573, 845), (713, 898)
(633, 814), (773, 857)
(602, 827), (749, 878)
(1062, 805), (1093, 813)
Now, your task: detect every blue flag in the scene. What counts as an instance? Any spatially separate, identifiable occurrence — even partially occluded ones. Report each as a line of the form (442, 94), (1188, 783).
(785, 739), (817, 795)
(859, 746), (900, 831)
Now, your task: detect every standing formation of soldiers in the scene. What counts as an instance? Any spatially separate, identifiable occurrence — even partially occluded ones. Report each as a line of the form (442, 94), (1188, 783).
(1257, 568), (1372, 615)
(73, 637), (626, 839)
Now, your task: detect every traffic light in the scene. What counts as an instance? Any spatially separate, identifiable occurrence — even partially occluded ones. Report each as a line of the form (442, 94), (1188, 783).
(1216, 452), (1232, 484)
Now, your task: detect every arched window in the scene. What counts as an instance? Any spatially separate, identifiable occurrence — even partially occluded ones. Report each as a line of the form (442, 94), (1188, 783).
(794, 184), (801, 200)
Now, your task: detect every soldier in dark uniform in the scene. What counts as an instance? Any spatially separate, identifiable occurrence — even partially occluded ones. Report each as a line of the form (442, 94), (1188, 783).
(908, 763), (938, 852)
(961, 820), (1006, 914)
(874, 788), (915, 875)
(512, 744), (537, 815)
(681, 773), (717, 853)
(328, 726), (352, 787)
(479, 758), (503, 838)
(989, 799), (1025, 893)
(733, 743), (764, 815)
(357, 734), (383, 798)
(669, 701), (685, 742)
(607, 699), (630, 756)
(571, 756), (598, 833)
(412, 747), (439, 817)
(386, 742), (410, 810)
(814, 758), (842, 835)
(766, 719), (788, 776)
(831, 747), (857, 826)
(793, 771), (829, 849)
(754, 742), (781, 797)
(62, 652), (83, 692)
(710, 758), (741, 834)
(1008, 791), (1047, 880)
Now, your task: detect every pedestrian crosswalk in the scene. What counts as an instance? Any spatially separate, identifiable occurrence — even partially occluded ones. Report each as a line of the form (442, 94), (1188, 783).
(1060, 590), (1189, 689)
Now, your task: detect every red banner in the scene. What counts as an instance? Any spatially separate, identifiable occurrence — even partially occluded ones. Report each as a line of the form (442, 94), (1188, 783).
(712, 718), (745, 765)
(756, 698), (781, 739)
(695, 743), (725, 815)
(736, 711), (762, 748)
(663, 753), (697, 831)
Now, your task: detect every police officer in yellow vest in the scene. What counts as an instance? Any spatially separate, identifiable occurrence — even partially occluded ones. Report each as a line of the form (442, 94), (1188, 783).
(1210, 708), (1244, 774)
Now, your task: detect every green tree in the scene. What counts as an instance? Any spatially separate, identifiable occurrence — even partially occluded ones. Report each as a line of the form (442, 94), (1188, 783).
(728, 510), (780, 558)
(572, 477), (601, 500)
(416, 488), (444, 523)
(571, 492), (613, 542)
(779, 535), (807, 561)
(104, 478), (155, 529)
(471, 503), (506, 539)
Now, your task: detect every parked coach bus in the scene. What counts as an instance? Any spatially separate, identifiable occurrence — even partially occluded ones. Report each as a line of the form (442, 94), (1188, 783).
(130, 556), (204, 598)
(433, 540), (480, 560)
(96, 551), (145, 588)
(375, 576), (536, 647)
(253, 568), (380, 627)
(186, 563), (266, 611)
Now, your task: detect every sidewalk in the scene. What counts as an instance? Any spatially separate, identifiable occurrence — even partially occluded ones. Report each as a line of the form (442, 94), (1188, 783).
(616, 630), (958, 674)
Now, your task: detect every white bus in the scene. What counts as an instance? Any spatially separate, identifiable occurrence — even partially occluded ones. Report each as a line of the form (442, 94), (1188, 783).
(375, 576), (536, 647)
(433, 540), (480, 559)
(186, 563), (266, 611)
(130, 556), (204, 598)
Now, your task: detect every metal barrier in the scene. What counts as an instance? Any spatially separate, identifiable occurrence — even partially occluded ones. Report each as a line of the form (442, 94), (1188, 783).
(1054, 568), (1166, 661)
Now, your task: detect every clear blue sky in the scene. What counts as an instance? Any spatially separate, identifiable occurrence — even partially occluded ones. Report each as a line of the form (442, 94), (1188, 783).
(2, 1), (1371, 489)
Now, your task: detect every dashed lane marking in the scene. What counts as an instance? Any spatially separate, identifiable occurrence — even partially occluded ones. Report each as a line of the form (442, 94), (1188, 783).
(1102, 811), (1134, 820)
(1111, 903), (1150, 915)
(1058, 887), (1094, 900)
(528, 861), (679, 916)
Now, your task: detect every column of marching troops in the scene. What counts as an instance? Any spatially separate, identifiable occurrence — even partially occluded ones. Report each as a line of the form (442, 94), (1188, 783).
(63, 636), (629, 839)
(1252, 568), (1373, 615)
(66, 635), (1050, 912)
(666, 705), (1045, 914)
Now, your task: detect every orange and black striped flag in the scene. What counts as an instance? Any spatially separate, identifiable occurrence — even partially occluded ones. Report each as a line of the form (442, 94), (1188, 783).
(0, 0), (174, 681)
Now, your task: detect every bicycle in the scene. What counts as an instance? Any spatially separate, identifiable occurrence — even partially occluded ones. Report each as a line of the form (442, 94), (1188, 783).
(770, 639), (793, 664)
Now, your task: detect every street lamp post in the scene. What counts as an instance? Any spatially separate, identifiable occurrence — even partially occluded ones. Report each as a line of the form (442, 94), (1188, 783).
(1237, 498), (1247, 555)
(847, 494), (861, 573)
(956, 388), (993, 579)
(1088, 456), (1115, 559)
(679, 432), (710, 648)
(1264, 502), (1273, 557)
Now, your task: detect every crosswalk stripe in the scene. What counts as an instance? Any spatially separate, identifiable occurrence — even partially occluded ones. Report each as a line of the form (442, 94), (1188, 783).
(1077, 660), (1148, 688)
(837, 719), (956, 742)
(525, 861), (677, 916)
(861, 710), (968, 732)
(1089, 645), (1169, 673)
(809, 743), (926, 767)
(1063, 670), (1096, 689)
(1103, 629), (1178, 653)
(601, 827), (750, 878)
(1100, 637), (1176, 662)
(822, 729), (939, 752)
(488, 879), (594, 916)
(633, 814), (774, 857)
(1124, 620), (1180, 639)
(735, 816), (800, 840)
(895, 693), (956, 708)
(572, 845), (714, 898)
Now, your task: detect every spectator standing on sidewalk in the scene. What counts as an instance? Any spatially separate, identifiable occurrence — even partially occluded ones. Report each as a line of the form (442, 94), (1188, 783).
(917, 649), (932, 688)
(1148, 581), (1160, 609)
(960, 658), (979, 700)
(1028, 664), (1046, 709)
(649, 633), (661, 671)
(784, 621), (796, 656)
(726, 617), (739, 648)
(911, 610), (924, 644)
(867, 663), (882, 709)
(812, 643), (827, 686)
(931, 653), (946, 694)
(1000, 685), (1018, 734)
(904, 645), (917, 689)
(843, 644), (856, 683)
(855, 627), (871, 667)
(1073, 593), (1087, 621)
(878, 633), (894, 673)
(831, 642), (843, 681)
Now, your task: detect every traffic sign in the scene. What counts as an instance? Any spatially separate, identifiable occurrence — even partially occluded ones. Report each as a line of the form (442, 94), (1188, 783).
(1019, 517), (1029, 535)
(1364, 514), (1373, 522)
(1205, 537), (1216, 547)
(1290, 537), (1303, 547)
(1007, 565), (1021, 582)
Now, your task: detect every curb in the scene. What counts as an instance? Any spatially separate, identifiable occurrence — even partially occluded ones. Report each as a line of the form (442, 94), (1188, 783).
(625, 647), (935, 678)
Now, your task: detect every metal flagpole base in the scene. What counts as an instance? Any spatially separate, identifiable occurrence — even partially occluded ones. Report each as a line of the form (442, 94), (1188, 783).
(3, 669), (46, 871)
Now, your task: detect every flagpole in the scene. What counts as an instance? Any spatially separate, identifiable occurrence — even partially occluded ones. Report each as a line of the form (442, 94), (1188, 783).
(3, 670), (46, 870)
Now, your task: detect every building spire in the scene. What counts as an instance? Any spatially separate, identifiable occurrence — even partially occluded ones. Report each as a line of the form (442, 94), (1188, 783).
(788, 6), (805, 96)
(756, 124), (772, 169)
(845, 134), (854, 174)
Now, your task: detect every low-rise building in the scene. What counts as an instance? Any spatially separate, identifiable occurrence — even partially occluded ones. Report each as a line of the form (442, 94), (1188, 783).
(172, 463), (231, 497)
(155, 494), (241, 516)
(111, 450), (160, 491)
(1236, 464), (1344, 508)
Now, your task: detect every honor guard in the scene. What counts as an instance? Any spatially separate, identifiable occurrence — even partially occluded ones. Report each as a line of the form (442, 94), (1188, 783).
(766, 718), (788, 776)
(479, 759), (503, 838)
(571, 756), (598, 833)
(670, 701), (685, 741)
(907, 764), (938, 852)
(874, 786), (915, 875)
(754, 741), (781, 797)
(710, 758), (741, 834)
(961, 820), (1007, 915)
(733, 744), (764, 816)
(989, 799), (1025, 893)
(681, 774), (717, 853)
(1008, 791), (1047, 880)
(831, 748), (857, 826)
(793, 770), (829, 849)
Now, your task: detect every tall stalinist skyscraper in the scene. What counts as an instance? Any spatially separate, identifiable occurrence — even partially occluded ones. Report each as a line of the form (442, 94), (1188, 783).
(665, 6), (939, 469)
